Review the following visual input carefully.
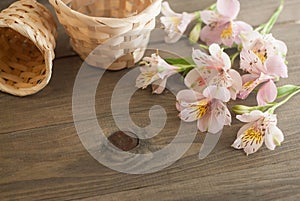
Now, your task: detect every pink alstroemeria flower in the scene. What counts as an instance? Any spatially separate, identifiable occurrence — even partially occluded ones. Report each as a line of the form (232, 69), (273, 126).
(176, 89), (231, 134)
(238, 31), (288, 105)
(160, 2), (197, 43)
(184, 44), (242, 102)
(136, 53), (180, 94)
(200, 0), (252, 46)
(232, 110), (284, 155)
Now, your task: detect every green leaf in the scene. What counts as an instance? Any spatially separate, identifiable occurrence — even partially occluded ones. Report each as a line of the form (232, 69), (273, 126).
(277, 85), (300, 99)
(165, 57), (194, 66)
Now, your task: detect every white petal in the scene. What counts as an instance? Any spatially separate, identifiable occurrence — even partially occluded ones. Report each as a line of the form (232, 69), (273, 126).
(203, 85), (231, 102)
(209, 43), (222, 57)
(192, 49), (213, 67)
(237, 122), (253, 137)
(176, 89), (204, 104)
(236, 110), (264, 123)
(232, 136), (243, 149)
(161, 2), (179, 17)
(184, 68), (207, 92)
(265, 125), (284, 150)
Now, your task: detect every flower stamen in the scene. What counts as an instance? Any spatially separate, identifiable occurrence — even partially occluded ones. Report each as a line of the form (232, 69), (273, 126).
(221, 22), (233, 39)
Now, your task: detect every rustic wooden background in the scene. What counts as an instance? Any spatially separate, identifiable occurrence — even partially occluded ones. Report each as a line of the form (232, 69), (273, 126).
(1, 0), (300, 200)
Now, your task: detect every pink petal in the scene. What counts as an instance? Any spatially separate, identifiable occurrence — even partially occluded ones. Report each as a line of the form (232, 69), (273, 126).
(200, 25), (223, 46)
(238, 77), (261, 100)
(232, 21), (253, 45)
(221, 35), (235, 47)
(209, 43), (231, 70)
(207, 114), (225, 133)
(179, 107), (200, 122)
(240, 30), (261, 50)
(241, 74), (258, 84)
(257, 80), (277, 106)
(192, 48), (219, 68)
(176, 89), (204, 104)
(184, 68), (207, 92)
(200, 10), (220, 25)
(240, 49), (265, 75)
(203, 85), (231, 102)
(217, 0), (240, 20)
(227, 69), (242, 100)
(207, 101), (231, 133)
(236, 110), (264, 123)
(197, 113), (210, 132)
(152, 78), (167, 94)
(265, 56), (288, 78)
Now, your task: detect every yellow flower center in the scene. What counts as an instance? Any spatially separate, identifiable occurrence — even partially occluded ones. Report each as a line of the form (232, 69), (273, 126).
(221, 23), (233, 39)
(242, 80), (254, 89)
(253, 49), (267, 63)
(242, 127), (264, 145)
(196, 100), (210, 118)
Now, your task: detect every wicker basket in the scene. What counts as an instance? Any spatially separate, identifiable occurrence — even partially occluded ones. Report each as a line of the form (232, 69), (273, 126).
(49, 0), (162, 70)
(0, 0), (57, 96)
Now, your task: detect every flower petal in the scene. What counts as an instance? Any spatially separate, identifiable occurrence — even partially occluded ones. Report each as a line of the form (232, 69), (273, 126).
(178, 12), (195, 33)
(179, 99), (209, 122)
(197, 113), (210, 132)
(184, 68), (207, 92)
(236, 110), (264, 123)
(265, 125), (284, 150)
(232, 21), (253, 45)
(200, 10), (220, 25)
(265, 56), (288, 78)
(161, 2), (179, 17)
(176, 89), (204, 104)
(209, 43), (232, 70)
(227, 69), (242, 100)
(203, 85), (231, 102)
(217, 0), (240, 20)
(242, 136), (264, 155)
(257, 80), (277, 106)
(152, 78), (167, 94)
(200, 25), (223, 46)
(240, 49), (265, 74)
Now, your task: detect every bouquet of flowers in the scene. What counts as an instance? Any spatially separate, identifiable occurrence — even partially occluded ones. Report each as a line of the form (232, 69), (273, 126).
(136, 0), (300, 155)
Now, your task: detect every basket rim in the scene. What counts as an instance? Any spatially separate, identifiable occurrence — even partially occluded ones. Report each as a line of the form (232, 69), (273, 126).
(49, 0), (162, 24)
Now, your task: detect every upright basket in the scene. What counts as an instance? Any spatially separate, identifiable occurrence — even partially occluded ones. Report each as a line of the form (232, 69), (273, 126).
(49, 0), (162, 70)
(0, 0), (57, 96)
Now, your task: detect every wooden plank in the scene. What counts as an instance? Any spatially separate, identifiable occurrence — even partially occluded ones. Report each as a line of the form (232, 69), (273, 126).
(0, 0), (300, 200)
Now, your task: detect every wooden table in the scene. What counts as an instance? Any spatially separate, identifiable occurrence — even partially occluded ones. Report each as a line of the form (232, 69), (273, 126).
(1, 0), (300, 200)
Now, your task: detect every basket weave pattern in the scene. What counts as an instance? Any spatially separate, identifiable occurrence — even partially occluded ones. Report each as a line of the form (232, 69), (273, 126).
(49, 0), (162, 70)
(0, 0), (56, 96)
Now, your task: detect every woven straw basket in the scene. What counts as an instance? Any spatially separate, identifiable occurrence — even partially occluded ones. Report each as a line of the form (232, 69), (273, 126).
(49, 0), (162, 70)
(0, 0), (57, 96)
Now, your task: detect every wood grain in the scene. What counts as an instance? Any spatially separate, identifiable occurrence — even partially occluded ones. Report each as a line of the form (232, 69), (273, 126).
(1, 0), (300, 200)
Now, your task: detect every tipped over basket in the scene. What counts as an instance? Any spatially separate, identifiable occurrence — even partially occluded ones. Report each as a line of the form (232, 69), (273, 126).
(49, 0), (162, 70)
(0, 0), (57, 96)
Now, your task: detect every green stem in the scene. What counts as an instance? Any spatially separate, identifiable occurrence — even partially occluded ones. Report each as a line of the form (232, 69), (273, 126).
(231, 51), (240, 65)
(199, 44), (209, 50)
(268, 87), (300, 114)
(207, 3), (217, 11)
(260, 0), (285, 34)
